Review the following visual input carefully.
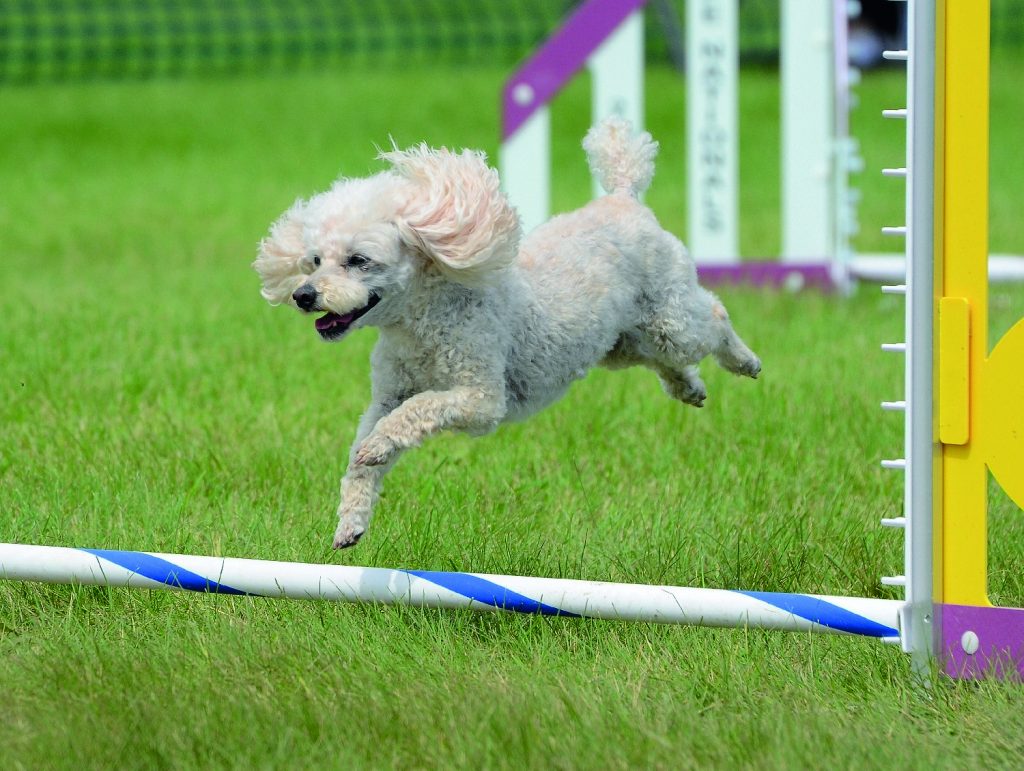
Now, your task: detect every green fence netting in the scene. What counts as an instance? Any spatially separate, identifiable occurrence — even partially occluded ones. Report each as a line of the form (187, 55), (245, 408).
(0, 1), (1020, 86)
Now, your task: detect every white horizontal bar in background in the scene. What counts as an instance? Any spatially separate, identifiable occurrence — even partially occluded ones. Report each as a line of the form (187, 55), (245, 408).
(881, 400), (907, 411)
(0, 543), (903, 639)
(881, 343), (907, 353)
(882, 226), (908, 236)
(881, 517), (907, 528)
(881, 284), (907, 294)
(883, 108), (908, 119)
(882, 167), (908, 178)
(883, 50), (909, 61)
(850, 254), (1024, 282)
(881, 459), (908, 470)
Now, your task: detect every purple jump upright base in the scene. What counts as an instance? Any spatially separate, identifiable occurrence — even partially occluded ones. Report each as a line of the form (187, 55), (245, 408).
(940, 604), (1024, 680)
(697, 262), (839, 291)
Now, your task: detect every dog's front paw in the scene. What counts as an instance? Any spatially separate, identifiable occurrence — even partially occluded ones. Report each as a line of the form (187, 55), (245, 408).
(716, 346), (761, 380)
(354, 432), (399, 466)
(333, 513), (368, 549)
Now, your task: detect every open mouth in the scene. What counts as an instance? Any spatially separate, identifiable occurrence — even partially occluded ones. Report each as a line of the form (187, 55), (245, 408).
(314, 293), (381, 341)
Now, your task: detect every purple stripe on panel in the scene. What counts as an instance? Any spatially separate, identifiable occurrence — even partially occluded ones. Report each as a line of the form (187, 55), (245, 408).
(696, 262), (839, 291)
(939, 603), (1024, 680)
(502, 0), (647, 139)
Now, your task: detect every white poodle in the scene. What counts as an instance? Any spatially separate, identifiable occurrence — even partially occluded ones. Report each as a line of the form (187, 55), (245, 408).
(254, 118), (761, 548)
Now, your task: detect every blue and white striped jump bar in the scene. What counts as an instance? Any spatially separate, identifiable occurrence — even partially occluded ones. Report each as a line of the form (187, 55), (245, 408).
(0, 543), (902, 640)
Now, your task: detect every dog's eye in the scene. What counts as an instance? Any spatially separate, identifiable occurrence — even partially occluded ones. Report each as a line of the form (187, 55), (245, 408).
(347, 254), (370, 269)
(300, 253), (319, 275)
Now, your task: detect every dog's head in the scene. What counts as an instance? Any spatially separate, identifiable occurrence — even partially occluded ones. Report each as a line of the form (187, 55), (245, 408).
(253, 143), (522, 342)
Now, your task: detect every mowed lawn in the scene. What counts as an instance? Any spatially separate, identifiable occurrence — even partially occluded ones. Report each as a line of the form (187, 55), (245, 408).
(2, 59), (1024, 768)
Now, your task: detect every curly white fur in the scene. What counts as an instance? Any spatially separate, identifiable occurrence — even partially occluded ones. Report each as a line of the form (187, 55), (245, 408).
(254, 118), (761, 549)
(255, 199), (308, 304)
(582, 116), (658, 197)
(381, 144), (522, 285)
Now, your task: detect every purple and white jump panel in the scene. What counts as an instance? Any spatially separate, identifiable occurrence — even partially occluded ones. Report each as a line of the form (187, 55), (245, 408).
(498, 0), (855, 289)
(0, 543), (901, 639)
(500, 0), (645, 235)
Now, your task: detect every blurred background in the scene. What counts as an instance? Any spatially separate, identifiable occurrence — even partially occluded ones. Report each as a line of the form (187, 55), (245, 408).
(1, 0), (1022, 83)
(0, 1), (803, 82)
(2, 0), (1023, 259)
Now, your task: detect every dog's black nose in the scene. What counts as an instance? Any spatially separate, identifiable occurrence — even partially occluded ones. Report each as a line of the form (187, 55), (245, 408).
(293, 285), (318, 311)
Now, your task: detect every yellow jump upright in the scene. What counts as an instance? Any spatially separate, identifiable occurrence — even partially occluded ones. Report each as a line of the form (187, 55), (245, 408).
(933, 0), (1024, 678)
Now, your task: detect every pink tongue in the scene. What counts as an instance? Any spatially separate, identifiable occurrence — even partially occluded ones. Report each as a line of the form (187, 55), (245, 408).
(315, 312), (353, 331)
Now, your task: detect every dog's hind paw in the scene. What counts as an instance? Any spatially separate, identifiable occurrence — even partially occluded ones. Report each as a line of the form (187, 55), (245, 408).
(740, 356), (761, 379)
(716, 349), (761, 380)
(677, 378), (707, 407)
(660, 368), (707, 407)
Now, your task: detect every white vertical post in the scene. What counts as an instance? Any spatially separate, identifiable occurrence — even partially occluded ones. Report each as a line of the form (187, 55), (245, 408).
(781, 0), (835, 262)
(588, 9), (645, 199)
(686, 0), (739, 263)
(500, 106), (551, 235)
(904, 0), (935, 673)
(830, 0), (862, 289)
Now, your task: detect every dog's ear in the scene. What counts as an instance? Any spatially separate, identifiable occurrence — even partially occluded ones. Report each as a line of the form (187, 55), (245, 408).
(253, 199), (307, 305)
(381, 144), (522, 285)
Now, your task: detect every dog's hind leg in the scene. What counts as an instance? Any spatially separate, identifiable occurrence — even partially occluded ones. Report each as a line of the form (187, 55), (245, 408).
(644, 289), (760, 381)
(652, 363), (708, 407)
(628, 288), (759, 409)
(600, 333), (708, 407)
(706, 297), (761, 379)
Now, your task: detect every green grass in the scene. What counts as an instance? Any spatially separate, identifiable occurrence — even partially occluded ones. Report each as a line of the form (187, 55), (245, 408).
(2, 61), (1024, 769)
